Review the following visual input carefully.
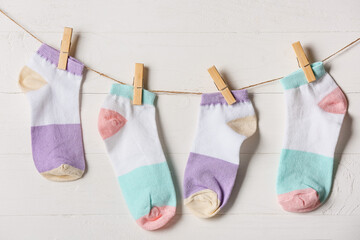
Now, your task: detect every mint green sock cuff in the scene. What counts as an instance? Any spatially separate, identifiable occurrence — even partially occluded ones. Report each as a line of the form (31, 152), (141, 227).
(280, 62), (326, 90)
(110, 84), (156, 105)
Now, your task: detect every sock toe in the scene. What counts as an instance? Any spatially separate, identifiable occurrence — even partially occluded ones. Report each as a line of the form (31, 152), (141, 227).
(136, 206), (176, 231)
(184, 189), (221, 218)
(278, 188), (321, 213)
(40, 164), (84, 182)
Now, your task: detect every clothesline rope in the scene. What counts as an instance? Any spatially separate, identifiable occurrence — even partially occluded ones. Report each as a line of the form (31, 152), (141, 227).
(1, 8), (359, 95)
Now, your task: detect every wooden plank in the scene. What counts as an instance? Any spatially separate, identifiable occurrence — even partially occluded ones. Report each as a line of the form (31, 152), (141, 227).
(0, 0), (359, 33)
(0, 215), (359, 240)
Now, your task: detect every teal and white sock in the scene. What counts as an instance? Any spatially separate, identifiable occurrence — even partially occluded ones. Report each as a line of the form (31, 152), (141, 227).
(98, 84), (176, 230)
(277, 62), (348, 212)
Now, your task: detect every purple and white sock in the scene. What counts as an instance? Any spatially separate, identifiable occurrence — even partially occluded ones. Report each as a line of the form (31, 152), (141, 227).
(183, 90), (257, 218)
(18, 44), (85, 181)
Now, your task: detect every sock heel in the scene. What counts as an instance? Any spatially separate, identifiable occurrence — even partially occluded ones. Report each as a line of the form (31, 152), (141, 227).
(18, 66), (48, 92)
(227, 115), (257, 137)
(318, 87), (348, 114)
(98, 108), (127, 140)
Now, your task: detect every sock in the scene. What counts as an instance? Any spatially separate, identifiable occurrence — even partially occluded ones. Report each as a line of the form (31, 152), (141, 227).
(18, 44), (85, 181)
(183, 90), (257, 218)
(277, 62), (347, 212)
(98, 84), (176, 230)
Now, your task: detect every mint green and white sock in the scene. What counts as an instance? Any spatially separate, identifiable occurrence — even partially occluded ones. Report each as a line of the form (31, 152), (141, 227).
(98, 84), (176, 230)
(277, 62), (347, 212)
(277, 62), (348, 212)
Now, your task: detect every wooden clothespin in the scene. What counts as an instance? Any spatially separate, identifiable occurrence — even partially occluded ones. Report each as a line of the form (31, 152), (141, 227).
(58, 27), (73, 70)
(292, 41), (316, 83)
(133, 63), (144, 105)
(208, 65), (236, 105)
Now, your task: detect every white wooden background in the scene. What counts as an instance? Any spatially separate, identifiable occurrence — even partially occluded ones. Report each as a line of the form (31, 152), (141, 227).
(0, 0), (360, 239)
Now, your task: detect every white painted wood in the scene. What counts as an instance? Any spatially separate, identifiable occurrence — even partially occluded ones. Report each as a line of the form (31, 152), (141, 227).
(1, 0), (360, 33)
(1, 215), (360, 240)
(0, 0), (359, 239)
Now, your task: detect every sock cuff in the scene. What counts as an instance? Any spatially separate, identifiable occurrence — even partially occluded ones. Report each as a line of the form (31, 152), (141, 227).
(110, 84), (156, 105)
(36, 44), (84, 76)
(200, 89), (249, 106)
(280, 62), (326, 90)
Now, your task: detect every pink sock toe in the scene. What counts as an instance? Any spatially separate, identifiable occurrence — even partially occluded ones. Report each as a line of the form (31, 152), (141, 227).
(278, 188), (321, 213)
(136, 206), (176, 231)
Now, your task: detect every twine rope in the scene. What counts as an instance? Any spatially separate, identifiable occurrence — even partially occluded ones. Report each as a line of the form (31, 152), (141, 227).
(1, 8), (359, 95)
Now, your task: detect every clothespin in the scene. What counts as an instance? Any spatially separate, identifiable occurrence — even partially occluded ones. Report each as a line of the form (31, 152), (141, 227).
(292, 41), (316, 83)
(208, 65), (236, 105)
(133, 63), (144, 105)
(58, 27), (73, 70)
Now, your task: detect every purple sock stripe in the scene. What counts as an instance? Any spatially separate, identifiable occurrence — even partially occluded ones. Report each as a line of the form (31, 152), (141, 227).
(201, 90), (249, 106)
(183, 152), (238, 207)
(37, 44), (84, 76)
(31, 124), (85, 172)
